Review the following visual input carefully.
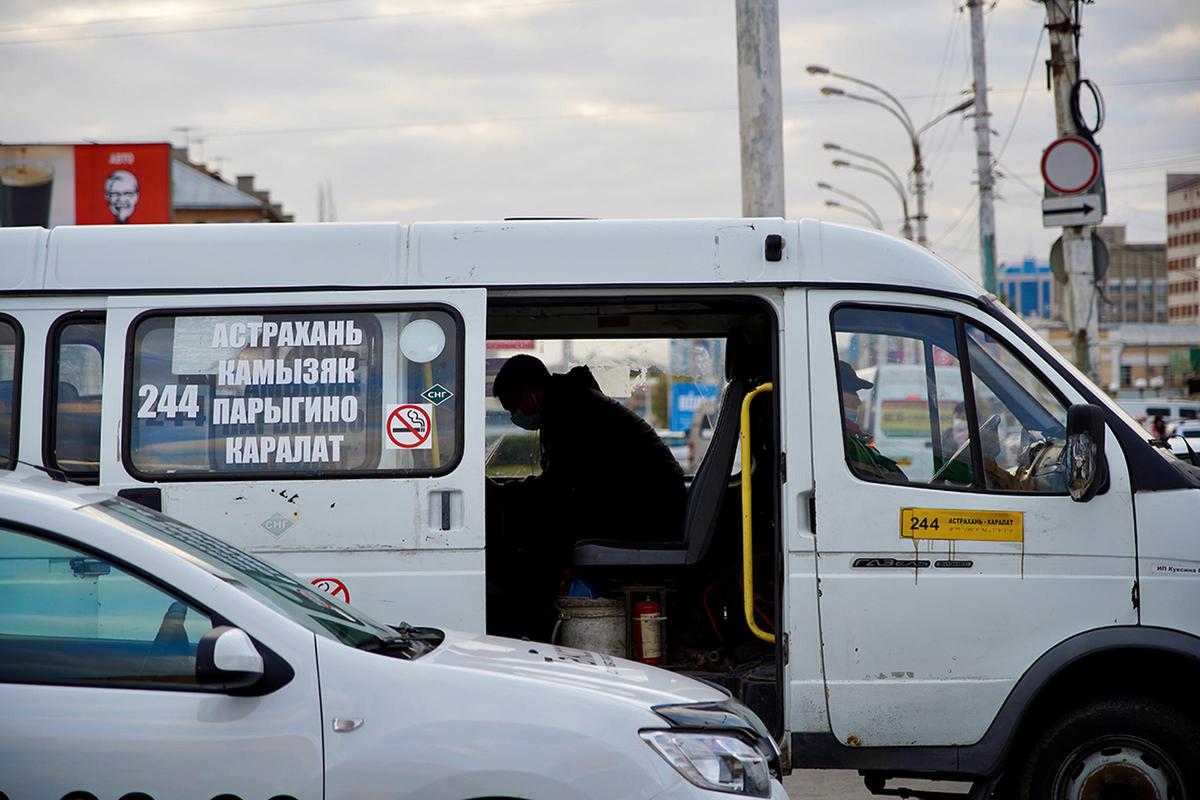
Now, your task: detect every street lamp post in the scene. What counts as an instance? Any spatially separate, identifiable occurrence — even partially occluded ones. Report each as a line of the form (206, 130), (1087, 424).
(824, 200), (882, 231)
(817, 181), (883, 230)
(826, 143), (912, 240)
(809, 65), (972, 248)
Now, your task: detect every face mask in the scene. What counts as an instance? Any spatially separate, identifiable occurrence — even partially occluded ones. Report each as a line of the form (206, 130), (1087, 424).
(953, 418), (968, 434)
(844, 406), (859, 425)
(511, 410), (542, 431)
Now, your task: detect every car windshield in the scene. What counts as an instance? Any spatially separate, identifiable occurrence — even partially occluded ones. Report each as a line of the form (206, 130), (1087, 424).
(84, 497), (398, 649)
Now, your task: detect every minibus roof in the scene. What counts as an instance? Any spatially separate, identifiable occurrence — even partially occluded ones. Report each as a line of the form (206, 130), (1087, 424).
(0, 218), (982, 298)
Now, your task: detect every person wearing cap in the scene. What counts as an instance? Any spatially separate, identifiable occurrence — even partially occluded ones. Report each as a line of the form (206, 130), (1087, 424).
(838, 360), (907, 483)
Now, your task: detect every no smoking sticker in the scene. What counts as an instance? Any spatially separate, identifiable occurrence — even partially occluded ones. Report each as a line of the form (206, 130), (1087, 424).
(385, 403), (434, 449)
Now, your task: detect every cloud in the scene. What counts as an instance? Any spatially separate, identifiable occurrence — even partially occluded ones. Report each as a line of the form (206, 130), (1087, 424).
(1117, 24), (1200, 63)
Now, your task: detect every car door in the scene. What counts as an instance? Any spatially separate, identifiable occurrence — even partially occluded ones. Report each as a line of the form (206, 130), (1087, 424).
(99, 289), (487, 630)
(807, 289), (1136, 747)
(0, 520), (323, 800)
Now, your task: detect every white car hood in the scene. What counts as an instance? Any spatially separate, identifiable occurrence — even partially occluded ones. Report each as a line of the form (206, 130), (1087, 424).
(419, 628), (729, 707)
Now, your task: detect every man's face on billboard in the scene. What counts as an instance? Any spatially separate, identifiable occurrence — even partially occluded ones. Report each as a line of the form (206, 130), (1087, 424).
(104, 170), (140, 223)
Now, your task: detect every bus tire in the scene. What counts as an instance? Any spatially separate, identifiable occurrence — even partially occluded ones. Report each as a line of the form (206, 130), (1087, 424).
(1018, 694), (1199, 799)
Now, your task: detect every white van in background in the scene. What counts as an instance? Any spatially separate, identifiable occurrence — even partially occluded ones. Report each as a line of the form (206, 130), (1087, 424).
(858, 364), (964, 480)
(1117, 398), (1200, 429)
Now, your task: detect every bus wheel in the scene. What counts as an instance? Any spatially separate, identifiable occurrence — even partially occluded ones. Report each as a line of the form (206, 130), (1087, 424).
(1019, 695), (1199, 799)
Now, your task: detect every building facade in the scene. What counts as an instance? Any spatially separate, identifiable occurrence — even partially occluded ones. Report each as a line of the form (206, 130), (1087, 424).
(1050, 226), (1167, 325)
(998, 258), (1052, 319)
(171, 148), (292, 223)
(1167, 173), (1200, 322)
(1031, 320), (1196, 396)
(1095, 226), (1168, 325)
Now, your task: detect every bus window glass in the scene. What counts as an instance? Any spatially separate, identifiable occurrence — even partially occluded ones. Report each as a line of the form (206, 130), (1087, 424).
(964, 324), (1070, 493)
(485, 337), (724, 478)
(832, 308), (973, 486)
(50, 319), (105, 478)
(0, 320), (17, 469)
(128, 308), (461, 478)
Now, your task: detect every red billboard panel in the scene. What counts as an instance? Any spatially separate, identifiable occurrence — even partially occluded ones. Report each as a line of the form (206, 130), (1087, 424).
(73, 143), (171, 225)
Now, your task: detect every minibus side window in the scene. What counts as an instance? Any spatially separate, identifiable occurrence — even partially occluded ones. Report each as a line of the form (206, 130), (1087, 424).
(964, 324), (1070, 494)
(127, 307), (462, 479)
(832, 308), (974, 486)
(47, 316), (105, 482)
(0, 317), (20, 470)
(0, 525), (213, 688)
(485, 336), (724, 478)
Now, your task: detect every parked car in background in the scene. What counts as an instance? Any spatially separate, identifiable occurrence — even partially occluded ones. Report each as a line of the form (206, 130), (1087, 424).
(656, 429), (692, 471)
(1168, 420), (1200, 460)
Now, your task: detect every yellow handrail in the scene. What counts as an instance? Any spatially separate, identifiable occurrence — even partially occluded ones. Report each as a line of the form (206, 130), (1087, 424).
(740, 382), (774, 644)
(422, 361), (441, 467)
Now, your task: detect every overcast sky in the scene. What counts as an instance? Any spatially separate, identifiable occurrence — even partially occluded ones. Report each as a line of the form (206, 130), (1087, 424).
(3, 0), (1197, 282)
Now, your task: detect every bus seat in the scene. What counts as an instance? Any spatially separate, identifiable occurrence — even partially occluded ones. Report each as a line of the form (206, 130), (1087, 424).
(571, 328), (763, 568)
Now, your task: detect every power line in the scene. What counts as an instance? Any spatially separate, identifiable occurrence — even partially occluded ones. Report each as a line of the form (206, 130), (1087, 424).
(14, 89), (1197, 147)
(991, 23), (1045, 170)
(925, 2), (962, 123)
(932, 193), (980, 248)
(1003, 151), (1200, 179)
(198, 103), (741, 140)
(0, 0), (600, 46)
(995, 161), (1042, 198)
(0, 0), (351, 35)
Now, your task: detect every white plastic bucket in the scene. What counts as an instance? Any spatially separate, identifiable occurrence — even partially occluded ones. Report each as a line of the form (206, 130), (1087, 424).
(555, 596), (626, 658)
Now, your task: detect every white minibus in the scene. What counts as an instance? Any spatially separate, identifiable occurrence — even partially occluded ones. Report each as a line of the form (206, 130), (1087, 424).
(2, 218), (1198, 798)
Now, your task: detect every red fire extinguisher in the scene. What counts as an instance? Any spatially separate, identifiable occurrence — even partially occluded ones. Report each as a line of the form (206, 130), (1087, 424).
(632, 597), (663, 665)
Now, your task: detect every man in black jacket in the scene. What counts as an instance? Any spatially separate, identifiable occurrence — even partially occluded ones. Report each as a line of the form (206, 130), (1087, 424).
(494, 354), (686, 540)
(487, 354), (686, 636)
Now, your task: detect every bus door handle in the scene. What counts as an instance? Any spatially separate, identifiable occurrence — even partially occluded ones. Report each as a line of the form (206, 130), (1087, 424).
(428, 490), (459, 531)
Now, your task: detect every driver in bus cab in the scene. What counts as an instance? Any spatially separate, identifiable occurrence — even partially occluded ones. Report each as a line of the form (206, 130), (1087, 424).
(839, 360), (908, 483)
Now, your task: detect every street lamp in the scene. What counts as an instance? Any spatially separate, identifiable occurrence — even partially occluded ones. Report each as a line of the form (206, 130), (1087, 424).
(824, 200), (882, 231)
(827, 145), (912, 241)
(809, 64), (974, 247)
(817, 181), (883, 230)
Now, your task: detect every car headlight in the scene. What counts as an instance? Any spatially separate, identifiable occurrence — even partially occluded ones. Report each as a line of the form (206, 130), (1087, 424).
(641, 730), (772, 797)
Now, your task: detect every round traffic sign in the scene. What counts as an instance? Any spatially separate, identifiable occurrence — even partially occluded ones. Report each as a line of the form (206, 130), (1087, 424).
(1041, 136), (1099, 195)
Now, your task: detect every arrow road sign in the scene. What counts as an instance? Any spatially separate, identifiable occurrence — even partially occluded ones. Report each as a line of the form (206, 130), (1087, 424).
(1042, 193), (1103, 228)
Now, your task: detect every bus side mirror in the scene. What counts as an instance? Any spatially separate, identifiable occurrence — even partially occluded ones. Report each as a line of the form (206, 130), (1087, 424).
(1065, 404), (1108, 502)
(196, 626), (264, 690)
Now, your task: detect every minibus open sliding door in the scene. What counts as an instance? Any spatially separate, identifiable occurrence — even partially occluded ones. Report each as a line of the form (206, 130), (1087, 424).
(99, 288), (488, 631)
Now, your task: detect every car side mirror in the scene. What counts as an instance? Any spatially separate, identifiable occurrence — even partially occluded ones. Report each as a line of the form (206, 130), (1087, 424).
(196, 626), (265, 690)
(1065, 403), (1108, 502)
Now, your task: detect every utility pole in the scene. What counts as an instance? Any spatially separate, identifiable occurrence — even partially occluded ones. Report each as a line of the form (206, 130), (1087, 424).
(967, 0), (998, 295)
(735, 0), (785, 217)
(1044, 0), (1098, 376)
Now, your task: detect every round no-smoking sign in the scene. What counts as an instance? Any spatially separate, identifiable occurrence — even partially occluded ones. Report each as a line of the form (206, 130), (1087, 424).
(385, 403), (434, 450)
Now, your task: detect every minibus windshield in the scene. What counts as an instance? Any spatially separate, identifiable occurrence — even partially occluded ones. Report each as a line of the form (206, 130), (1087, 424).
(85, 498), (401, 649)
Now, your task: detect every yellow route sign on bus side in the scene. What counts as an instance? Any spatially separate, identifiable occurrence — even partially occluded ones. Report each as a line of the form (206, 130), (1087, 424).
(900, 508), (1023, 542)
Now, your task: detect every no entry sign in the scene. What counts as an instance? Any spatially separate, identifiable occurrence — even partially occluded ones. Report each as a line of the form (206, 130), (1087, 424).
(385, 403), (433, 449)
(1041, 136), (1100, 195)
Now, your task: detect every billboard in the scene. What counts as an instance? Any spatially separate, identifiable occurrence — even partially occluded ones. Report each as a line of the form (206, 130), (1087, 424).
(0, 143), (171, 228)
(668, 382), (720, 432)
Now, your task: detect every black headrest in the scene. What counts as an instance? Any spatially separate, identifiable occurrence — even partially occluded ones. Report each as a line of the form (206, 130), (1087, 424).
(725, 322), (769, 381)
